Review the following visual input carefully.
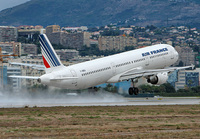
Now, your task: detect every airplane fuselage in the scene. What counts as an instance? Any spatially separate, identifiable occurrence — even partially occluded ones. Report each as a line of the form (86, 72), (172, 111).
(40, 44), (178, 90)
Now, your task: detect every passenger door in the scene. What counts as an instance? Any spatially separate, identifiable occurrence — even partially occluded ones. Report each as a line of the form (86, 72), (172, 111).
(70, 69), (78, 87)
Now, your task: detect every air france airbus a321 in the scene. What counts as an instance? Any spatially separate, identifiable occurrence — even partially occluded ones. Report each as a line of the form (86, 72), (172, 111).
(10, 34), (194, 95)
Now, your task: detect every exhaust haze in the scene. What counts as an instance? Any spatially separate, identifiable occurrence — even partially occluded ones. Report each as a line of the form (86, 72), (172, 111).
(0, 90), (126, 108)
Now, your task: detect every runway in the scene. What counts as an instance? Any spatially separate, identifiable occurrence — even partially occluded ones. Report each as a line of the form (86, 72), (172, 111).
(0, 91), (199, 108)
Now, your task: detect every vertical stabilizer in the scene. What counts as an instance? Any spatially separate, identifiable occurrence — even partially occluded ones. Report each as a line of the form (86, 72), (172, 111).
(39, 34), (64, 73)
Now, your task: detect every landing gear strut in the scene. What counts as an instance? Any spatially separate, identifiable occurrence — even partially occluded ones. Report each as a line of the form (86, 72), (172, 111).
(128, 79), (139, 95)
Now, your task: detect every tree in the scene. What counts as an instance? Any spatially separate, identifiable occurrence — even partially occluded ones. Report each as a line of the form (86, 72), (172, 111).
(124, 46), (135, 51)
(178, 61), (184, 67)
(161, 83), (176, 93)
(146, 25), (157, 31)
(193, 45), (199, 52)
(88, 27), (99, 32)
(104, 84), (118, 93)
(101, 30), (120, 36)
(139, 83), (175, 94)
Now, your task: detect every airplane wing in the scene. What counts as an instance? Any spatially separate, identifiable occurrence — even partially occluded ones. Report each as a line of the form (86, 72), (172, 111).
(107, 64), (194, 83)
(119, 64), (194, 81)
(9, 62), (45, 71)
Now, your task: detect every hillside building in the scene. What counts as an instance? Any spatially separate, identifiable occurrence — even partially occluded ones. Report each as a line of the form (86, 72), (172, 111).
(46, 25), (90, 50)
(55, 49), (79, 61)
(46, 25), (60, 34)
(98, 36), (137, 50)
(0, 42), (21, 56)
(17, 25), (45, 39)
(21, 44), (37, 56)
(0, 65), (21, 91)
(175, 70), (199, 90)
(0, 26), (18, 42)
(175, 46), (198, 66)
(62, 26), (88, 32)
(9, 58), (45, 88)
(168, 68), (200, 91)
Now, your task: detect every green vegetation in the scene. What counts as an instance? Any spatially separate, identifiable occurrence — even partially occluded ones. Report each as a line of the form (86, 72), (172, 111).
(101, 29), (120, 36)
(140, 83), (176, 94)
(140, 83), (200, 97)
(103, 83), (118, 93)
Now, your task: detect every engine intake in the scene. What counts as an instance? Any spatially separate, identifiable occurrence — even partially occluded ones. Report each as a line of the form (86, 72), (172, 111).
(147, 72), (168, 85)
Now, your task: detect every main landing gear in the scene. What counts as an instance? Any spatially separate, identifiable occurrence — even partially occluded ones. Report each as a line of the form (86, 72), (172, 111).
(128, 79), (139, 95)
(129, 87), (139, 95)
(88, 87), (98, 92)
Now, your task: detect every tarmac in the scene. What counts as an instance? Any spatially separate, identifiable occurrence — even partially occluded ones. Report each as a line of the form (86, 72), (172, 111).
(0, 91), (199, 108)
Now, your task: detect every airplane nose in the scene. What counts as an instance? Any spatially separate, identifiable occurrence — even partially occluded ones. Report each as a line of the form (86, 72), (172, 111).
(174, 51), (179, 61)
(176, 51), (179, 57)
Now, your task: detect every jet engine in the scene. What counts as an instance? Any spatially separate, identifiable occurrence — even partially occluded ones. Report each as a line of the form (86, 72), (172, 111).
(147, 72), (168, 85)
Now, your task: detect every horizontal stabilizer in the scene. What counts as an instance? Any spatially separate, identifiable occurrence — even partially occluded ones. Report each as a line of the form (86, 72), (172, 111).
(9, 62), (45, 71)
(9, 75), (39, 80)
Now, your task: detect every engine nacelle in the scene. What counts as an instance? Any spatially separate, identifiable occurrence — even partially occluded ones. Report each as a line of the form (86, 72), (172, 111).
(147, 72), (168, 85)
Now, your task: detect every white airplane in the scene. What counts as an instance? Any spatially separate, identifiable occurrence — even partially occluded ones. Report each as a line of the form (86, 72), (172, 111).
(10, 34), (194, 95)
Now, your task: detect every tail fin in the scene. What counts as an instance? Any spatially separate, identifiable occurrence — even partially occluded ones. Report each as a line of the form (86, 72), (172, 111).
(39, 34), (64, 73)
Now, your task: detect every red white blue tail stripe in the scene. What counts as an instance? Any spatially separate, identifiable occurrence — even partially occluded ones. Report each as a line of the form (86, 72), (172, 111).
(39, 34), (62, 69)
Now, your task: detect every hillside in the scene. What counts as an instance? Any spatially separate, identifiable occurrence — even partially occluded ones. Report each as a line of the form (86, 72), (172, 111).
(0, 0), (200, 27)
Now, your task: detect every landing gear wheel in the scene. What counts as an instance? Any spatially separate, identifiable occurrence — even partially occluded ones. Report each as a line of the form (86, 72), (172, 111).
(94, 87), (98, 92)
(129, 87), (134, 95)
(134, 87), (139, 95)
(128, 87), (139, 95)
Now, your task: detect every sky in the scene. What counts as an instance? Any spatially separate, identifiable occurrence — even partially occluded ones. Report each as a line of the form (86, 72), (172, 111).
(0, 0), (30, 11)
